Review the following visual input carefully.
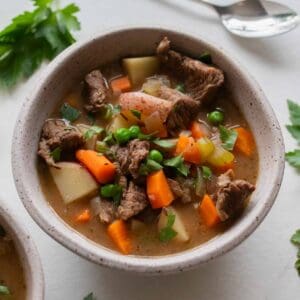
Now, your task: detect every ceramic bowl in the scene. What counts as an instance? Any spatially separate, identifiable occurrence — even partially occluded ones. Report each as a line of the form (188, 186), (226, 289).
(0, 201), (44, 298)
(12, 27), (285, 275)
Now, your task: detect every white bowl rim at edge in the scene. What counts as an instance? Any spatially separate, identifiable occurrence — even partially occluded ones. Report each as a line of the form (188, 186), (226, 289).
(11, 25), (285, 275)
(0, 200), (44, 298)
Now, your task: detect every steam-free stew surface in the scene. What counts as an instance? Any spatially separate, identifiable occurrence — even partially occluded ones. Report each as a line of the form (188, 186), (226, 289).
(38, 38), (258, 256)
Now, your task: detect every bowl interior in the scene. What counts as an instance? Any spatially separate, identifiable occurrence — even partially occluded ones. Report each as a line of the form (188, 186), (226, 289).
(12, 27), (284, 274)
(0, 203), (44, 298)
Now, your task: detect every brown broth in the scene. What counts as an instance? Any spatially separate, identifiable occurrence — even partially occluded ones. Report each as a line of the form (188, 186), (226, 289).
(38, 60), (259, 256)
(0, 234), (26, 299)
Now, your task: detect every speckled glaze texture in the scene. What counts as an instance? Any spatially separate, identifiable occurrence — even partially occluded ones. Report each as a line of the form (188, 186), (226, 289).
(0, 200), (44, 298)
(11, 27), (285, 275)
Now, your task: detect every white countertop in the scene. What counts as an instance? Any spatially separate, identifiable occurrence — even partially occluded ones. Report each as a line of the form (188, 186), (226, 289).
(0, 1), (300, 299)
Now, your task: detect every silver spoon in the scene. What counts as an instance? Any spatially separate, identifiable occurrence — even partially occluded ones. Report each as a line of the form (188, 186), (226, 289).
(197, 0), (299, 38)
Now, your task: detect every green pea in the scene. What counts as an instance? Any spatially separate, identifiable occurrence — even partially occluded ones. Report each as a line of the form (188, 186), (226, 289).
(175, 83), (185, 93)
(114, 128), (131, 144)
(207, 110), (224, 125)
(129, 125), (141, 139)
(149, 149), (163, 163)
(100, 184), (115, 198)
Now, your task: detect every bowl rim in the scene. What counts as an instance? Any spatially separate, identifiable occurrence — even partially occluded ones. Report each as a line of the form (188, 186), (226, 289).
(11, 25), (285, 275)
(0, 200), (44, 298)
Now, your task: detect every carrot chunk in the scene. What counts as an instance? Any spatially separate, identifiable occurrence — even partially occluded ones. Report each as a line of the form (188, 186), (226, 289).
(234, 127), (254, 157)
(107, 220), (132, 254)
(76, 150), (116, 184)
(110, 76), (132, 93)
(175, 135), (201, 164)
(190, 121), (205, 139)
(199, 194), (220, 227)
(75, 209), (91, 223)
(146, 170), (174, 209)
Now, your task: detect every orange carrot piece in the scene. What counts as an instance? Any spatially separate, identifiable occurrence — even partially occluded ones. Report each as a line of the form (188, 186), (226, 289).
(146, 170), (174, 209)
(175, 135), (201, 164)
(76, 150), (116, 184)
(75, 209), (91, 223)
(213, 161), (235, 174)
(234, 127), (255, 157)
(190, 121), (205, 139)
(110, 76), (132, 93)
(107, 220), (132, 254)
(199, 194), (220, 227)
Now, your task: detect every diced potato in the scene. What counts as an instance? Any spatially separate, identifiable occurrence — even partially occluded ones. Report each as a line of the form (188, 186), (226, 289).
(198, 137), (215, 162)
(123, 56), (160, 86)
(142, 76), (170, 96)
(77, 124), (98, 150)
(107, 114), (130, 132)
(50, 162), (98, 204)
(206, 144), (234, 168)
(158, 207), (190, 242)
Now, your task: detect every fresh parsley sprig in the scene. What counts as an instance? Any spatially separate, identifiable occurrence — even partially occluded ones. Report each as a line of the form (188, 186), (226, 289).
(159, 211), (177, 242)
(219, 125), (238, 151)
(0, 0), (80, 88)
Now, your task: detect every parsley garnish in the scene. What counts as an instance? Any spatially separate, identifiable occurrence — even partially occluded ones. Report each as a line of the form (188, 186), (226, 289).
(60, 103), (81, 122)
(199, 52), (212, 64)
(0, 0), (80, 88)
(285, 100), (300, 170)
(152, 138), (178, 150)
(84, 126), (104, 140)
(163, 155), (189, 177)
(139, 159), (163, 176)
(50, 147), (61, 162)
(291, 230), (300, 275)
(130, 109), (141, 119)
(202, 166), (212, 180)
(159, 211), (177, 242)
(0, 285), (10, 295)
(103, 104), (121, 120)
(219, 125), (238, 151)
(83, 293), (96, 300)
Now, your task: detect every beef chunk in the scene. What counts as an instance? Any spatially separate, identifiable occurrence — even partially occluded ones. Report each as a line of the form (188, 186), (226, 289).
(213, 170), (255, 221)
(168, 178), (194, 203)
(84, 70), (110, 112)
(157, 37), (224, 105)
(38, 119), (84, 167)
(158, 85), (200, 136)
(118, 182), (148, 220)
(128, 139), (150, 179)
(114, 161), (128, 189)
(98, 198), (117, 224)
(113, 139), (150, 179)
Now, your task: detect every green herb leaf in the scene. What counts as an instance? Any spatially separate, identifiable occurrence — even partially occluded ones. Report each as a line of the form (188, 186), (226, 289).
(199, 52), (212, 64)
(50, 147), (61, 162)
(0, 0), (80, 88)
(96, 141), (109, 153)
(130, 109), (141, 119)
(139, 159), (163, 176)
(164, 155), (189, 177)
(83, 293), (96, 300)
(285, 150), (300, 169)
(202, 166), (212, 180)
(175, 83), (185, 93)
(103, 132), (116, 146)
(195, 167), (205, 198)
(60, 103), (81, 122)
(0, 285), (10, 295)
(84, 126), (104, 140)
(286, 125), (300, 143)
(295, 259), (300, 276)
(219, 125), (238, 151)
(137, 132), (157, 141)
(103, 104), (121, 120)
(291, 230), (300, 246)
(287, 99), (300, 126)
(152, 138), (178, 150)
(87, 112), (96, 125)
(159, 211), (177, 242)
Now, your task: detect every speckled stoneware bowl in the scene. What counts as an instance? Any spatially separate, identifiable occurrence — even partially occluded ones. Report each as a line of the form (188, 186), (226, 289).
(12, 27), (285, 275)
(0, 201), (44, 298)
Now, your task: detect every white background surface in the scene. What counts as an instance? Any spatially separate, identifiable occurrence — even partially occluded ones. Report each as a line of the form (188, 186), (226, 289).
(0, 1), (300, 299)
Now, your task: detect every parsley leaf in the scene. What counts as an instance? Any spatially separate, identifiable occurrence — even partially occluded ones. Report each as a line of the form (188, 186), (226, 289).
(285, 150), (300, 169)
(0, 285), (10, 295)
(0, 0), (80, 88)
(164, 155), (190, 177)
(139, 159), (163, 176)
(50, 147), (61, 162)
(84, 126), (104, 140)
(159, 211), (177, 242)
(152, 138), (178, 150)
(202, 166), (212, 180)
(219, 125), (238, 151)
(103, 104), (121, 120)
(199, 51), (212, 64)
(286, 125), (300, 143)
(287, 99), (300, 126)
(291, 230), (300, 246)
(60, 103), (81, 122)
(83, 293), (96, 300)
(130, 109), (141, 119)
